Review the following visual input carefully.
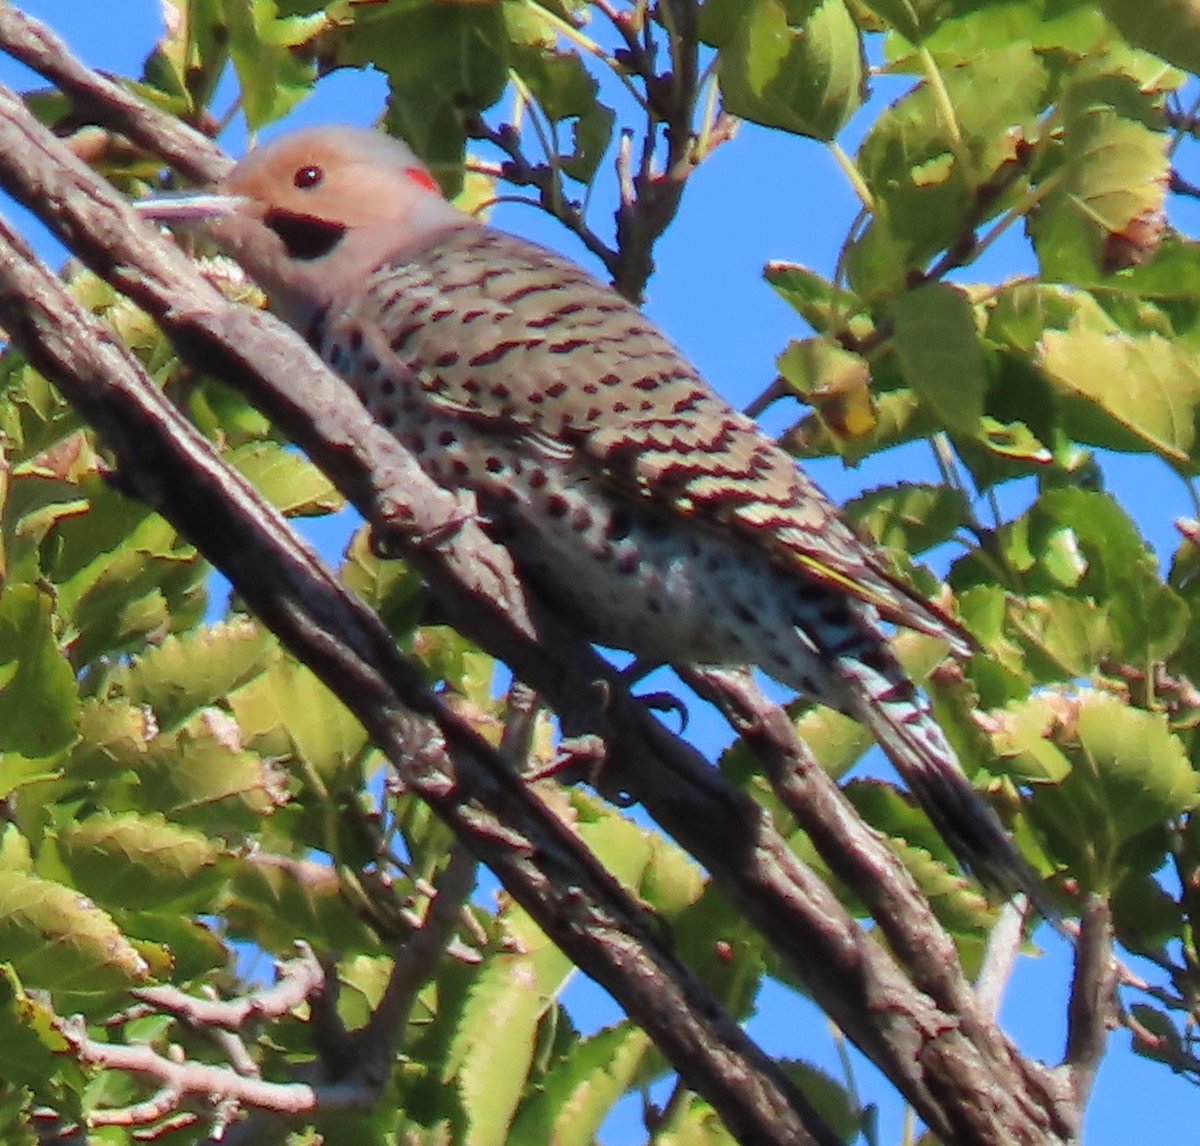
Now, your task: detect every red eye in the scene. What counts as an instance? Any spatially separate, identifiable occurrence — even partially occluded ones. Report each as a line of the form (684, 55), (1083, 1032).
(294, 164), (324, 189)
(404, 166), (440, 193)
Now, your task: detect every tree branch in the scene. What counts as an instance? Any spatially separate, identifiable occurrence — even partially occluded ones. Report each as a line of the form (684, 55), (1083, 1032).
(0, 14), (1083, 1141)
(0, 77), (835, 1146)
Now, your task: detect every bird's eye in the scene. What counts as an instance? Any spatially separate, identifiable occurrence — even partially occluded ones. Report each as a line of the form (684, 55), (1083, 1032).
(294, 164), (324, 190)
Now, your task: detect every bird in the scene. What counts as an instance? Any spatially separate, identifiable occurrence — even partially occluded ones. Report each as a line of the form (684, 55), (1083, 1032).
(135, 124), (1050, 911)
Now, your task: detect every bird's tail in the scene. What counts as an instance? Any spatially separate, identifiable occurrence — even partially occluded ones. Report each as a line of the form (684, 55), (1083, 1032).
(832, 650), (1057, 923)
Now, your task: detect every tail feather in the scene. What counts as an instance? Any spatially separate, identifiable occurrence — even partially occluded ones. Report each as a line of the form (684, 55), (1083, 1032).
(833, 652), (1058, 923)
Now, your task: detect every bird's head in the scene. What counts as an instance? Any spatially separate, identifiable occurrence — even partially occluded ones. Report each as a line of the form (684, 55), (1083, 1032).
(135, 125), (471, 324)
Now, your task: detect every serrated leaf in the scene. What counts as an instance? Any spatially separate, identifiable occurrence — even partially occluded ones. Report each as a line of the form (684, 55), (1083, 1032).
(133, 725), (287, 833)
(226, 854), (376, 954)
(844, 482), (970, 555)
(509, 1023), (651, 1146)
(58, 812), (225, 912)
(0, 871), (148, 995)
(227, 653), (368, 784)
(1098, 0), (1200, 76)
(113, 616), (275, 734)
(1037, 319), (1200, 469)
(450, 953), (548, 1146)
(227, 442), (343, 516)
(1026, 692), (1198, 891)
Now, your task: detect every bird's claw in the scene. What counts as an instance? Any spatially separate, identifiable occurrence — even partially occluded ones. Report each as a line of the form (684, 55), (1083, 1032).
(635, 690), (689, 733)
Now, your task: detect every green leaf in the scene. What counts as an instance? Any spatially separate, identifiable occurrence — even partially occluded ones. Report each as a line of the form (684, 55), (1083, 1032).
(763, 261), (870, 337)
(451, 952), (552, 1146)
(506, 6), (616, 183)
(782, 1060), (866, 1144)
(887, 284), (987, 432)
(0, 965), (72, 1097)
(1026, 693), (1198, 891)
(1112, 873), (1181, 952)
(0, 871), (149, 996)
(227, 442), (343, 516)
(144, 0), (228, 114)
(717, 0), (865, 142)
(44, 477), (205, 665)
(1005, 594), (1114, 684)
(888, 2), (1110, 60)
(1098, 0), (1200, 75)
(953, 487), (1189, 664)
(1037, 318), (1200, 469)
(334, 2), (510, 176)
(228, 652), (369, 784)
(57, 813), (226, 912)
(850, 44), (1049, 291)
(777, 337), (876, 438)
(112, 616), (275, 734)
(990, 695), (1076, 783)
(1128, 1002), (1183, 1066)
(509, 1023), (652, 1146)
(131, 722), (288, 834)
(844, 482), (970, 555)
(226, 854), (377, 954)
(1031, 75), (1168, 280)
(0, 586), (78, 759)
(221, 0), (321, 129)
(117, 912), (228, 982)
(868, 0), (966, 44)
(783, 388), (936, 464)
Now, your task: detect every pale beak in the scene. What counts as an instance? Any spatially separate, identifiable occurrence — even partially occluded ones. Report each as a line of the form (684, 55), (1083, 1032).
(132, 190), (250, 222)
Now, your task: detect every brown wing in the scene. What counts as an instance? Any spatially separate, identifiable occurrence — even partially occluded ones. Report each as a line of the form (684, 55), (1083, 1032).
(353, 225), (970, 654)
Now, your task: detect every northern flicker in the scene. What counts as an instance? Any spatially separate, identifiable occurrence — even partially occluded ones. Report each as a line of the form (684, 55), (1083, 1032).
(136, 125), (1049, 910)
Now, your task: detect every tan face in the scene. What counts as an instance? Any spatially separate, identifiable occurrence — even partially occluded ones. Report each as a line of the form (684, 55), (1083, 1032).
(221, 127), (444, 232)
(136, 125), (468, 323)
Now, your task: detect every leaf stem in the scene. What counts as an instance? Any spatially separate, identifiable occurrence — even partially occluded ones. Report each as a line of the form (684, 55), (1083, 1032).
(528, 0), (649, 111)
(919, 47), (973, 187)
(828, 140), (874, 213)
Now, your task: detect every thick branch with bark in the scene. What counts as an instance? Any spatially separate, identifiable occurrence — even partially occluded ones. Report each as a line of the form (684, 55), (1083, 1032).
(0, 8), (1101, 1143)
(0, 73), (835, 1146)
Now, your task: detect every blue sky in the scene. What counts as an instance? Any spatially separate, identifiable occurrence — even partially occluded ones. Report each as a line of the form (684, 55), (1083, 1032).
(2, 3), (1195, 1142)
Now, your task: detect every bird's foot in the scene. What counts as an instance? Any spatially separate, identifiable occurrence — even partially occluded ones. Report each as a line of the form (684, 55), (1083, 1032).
(615, 660), (689, 731)
(635, 690), (689, 733)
